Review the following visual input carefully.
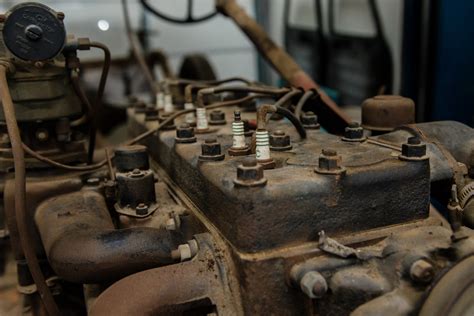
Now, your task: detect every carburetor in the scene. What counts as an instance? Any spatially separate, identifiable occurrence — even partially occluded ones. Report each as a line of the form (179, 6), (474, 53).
(1, 2), (474, 316)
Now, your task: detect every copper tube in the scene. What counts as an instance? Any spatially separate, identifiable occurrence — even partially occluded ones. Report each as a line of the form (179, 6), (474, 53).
(0, 63), (60, 316)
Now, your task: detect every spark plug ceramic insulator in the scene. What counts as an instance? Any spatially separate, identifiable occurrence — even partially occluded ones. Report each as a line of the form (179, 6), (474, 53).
(156, 92), (165, 110)
(184, 102), (195, 125)
(196, 107), (209, 132)
(229, 110), (250, 156)
(164, 93), (174, 113)
(256, 130), (271, 161)
(232, 111), (245, 148)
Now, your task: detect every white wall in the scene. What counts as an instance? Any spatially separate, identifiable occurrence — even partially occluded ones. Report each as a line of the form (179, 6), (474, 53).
(0, 0), (258, 80)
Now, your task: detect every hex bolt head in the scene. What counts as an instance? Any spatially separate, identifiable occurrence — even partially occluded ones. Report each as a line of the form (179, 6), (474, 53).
(175, 123), (196, 143)
(410, 259), (434, 283)
(315, 149), (346, 175)
(199, 138), (225, 161)
(300, 271), (328, 299)
(400, 136), (428, 161)
(270, 130), (292, 151)
(133, 100), (147, 114)
(342, 122), (366, 142)
(144, 107), (159, 121)
(209, 110), (226, 125)
(233, 157), (267, 187)
(301, 111), (320, 129)
(135, 203), (149, 215)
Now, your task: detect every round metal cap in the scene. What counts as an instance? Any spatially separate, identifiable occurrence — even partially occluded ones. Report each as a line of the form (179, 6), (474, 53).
(362, 95), (415, 132)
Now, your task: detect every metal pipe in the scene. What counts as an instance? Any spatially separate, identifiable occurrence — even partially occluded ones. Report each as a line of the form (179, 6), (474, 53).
(35, 190), (176, 284)
(215, 0), (351, 133)
(0, 62), (60, 316)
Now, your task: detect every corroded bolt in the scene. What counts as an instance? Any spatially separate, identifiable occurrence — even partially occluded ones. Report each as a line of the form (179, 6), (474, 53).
(400, 136), (427, 160)
(301, 111), (320, 129)
(315, 149), (346, 175)
(410, 259), (434, 283)
(300, 271), (328, 299)
(171, 239), (199, 262)
(209, 110), (226, 125)
(199, 138), (225, 161)
(233, 157), (267, 187)
(135, 203), (148, 216)
(270, 130), (292, 151)
(134, 100), (147, 114)
(144, 107), (159, 121)
(342, 122), (365, 141)
(175, 123), (196, 143)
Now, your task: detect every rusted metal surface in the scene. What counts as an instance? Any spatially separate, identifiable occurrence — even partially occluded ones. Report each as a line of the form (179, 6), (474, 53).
(361, 95), (415, 132)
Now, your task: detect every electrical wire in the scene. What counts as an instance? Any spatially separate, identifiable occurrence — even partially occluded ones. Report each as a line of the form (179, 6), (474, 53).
(294, 89), (317, 119)
(0, 63), (60, 316)
(86, 41), (111, 163)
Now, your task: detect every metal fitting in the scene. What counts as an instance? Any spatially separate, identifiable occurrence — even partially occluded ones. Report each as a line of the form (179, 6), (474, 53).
(233, 157), (267, 187)
(409, 259), (434, 283)
(209, 110), (227, 125)
(301, 111), (320, 130)
(256, 129), (275, 169)
(342, 122), (366, 142)
(299, 271), (328, 299)
(135, 203), (149, 216)
(158, 114), (176, 130)
(196, 107), (209, 132)
(171, 239), (199, 262)
(184, 102), (196, 125)
(133, 100), (147, 114)
(144, 107), (159, 121)
(199, 138), (225, 161)
(163, 93), (174, 113)
(175, 123), (196, 144)
(315, 149), (346, 175)
(399, 136), (428, 161)
(270, 130), (292, 151)
(156, 92), (165, 110)
(86, 177), (100, 186)
(35, 128), (49, 142)
(229, 110), (250, 156)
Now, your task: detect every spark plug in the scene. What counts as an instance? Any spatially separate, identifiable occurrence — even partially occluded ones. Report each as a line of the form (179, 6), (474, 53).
(229, 110), (250, 156)
(184, 102), (195, 125)
(256, 129), (275, 169)
(196, 107), (209, 132)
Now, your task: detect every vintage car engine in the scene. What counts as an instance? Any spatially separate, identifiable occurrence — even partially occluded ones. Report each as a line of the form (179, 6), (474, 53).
(1, 2), (474, 316)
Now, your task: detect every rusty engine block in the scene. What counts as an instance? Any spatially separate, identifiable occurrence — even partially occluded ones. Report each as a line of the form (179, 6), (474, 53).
(1, 2), (474, 316)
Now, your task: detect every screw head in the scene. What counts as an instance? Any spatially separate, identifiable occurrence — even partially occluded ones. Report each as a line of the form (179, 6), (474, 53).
(135, 203), (148, 215)
(199, 139), (225, 161)
(300, 271), (327, 299)
(270, 130), (292, 151)
(342, 122), (365, 141)
(400, 136), (427, 160)
(410, 259), (434, 283)
(234, 157), (267, 187)
(25, 24), (43, 41)
(301, 111), (320, 129)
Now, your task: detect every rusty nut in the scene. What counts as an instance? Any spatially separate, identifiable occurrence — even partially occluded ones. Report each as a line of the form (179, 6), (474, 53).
(199, 138), (225, 161)
(234, 157), (267, 187)
(175, 123), (196, 143)
(315, 149), (346, 175)
(399, 136), (428, 161)
(270, 130), (292, 151)
(144, 107), (159, 121)
(209, 110), (226, 125)
(301, 111), (320, 129)
(342, 122), (366, 142)
(300, 271), (328, 299)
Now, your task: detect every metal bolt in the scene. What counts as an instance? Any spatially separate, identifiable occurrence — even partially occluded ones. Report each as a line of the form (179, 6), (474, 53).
(86, 178), (100, 186)
(209, 110), (226, 125)
(234, 157), (267, 187)
(199, 138), (225, 161)
(175, 123), (196, 143)
(130, 169), (144, 178)
(400, 136), (427, 160)
(25, 25), (43, 41)
(35, 129), (49, 142)
(300, 271), (327, 299)
(165, 218), (177, 231)
(410, 259), (434, 283)
(144, 107), (159, 121)
(301, 111), (320, 129)
(342, 122), (365, 142)
(171, 239), (199, 262)
(270, 130), (292, 151)
(315, 149), (346, 175)
(135, 203), (148, 216)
